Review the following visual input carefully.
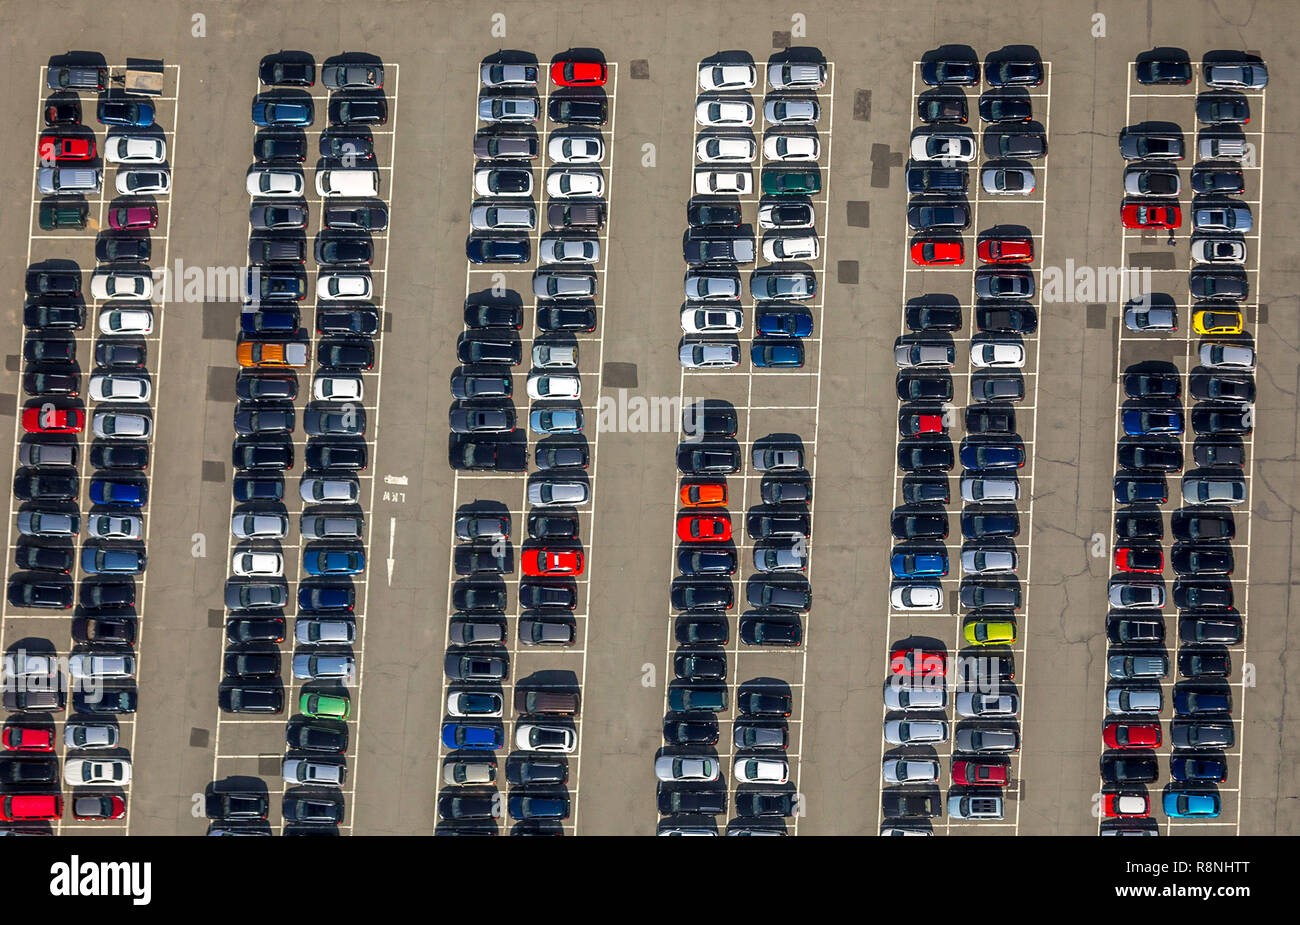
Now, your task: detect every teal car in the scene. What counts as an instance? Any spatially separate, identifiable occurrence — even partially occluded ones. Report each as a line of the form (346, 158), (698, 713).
(762, 169), (821, 195)
(1163, 790), (1220, 818)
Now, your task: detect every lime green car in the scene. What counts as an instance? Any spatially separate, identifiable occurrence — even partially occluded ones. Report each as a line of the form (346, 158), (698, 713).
(761, 169), (820, 196)
(300, 691), (351, 719)
(963, 617), (1017, 646)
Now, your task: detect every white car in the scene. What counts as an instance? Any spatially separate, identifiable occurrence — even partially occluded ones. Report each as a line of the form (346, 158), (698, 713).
(1199, 343), (1255, 370)
(318, 273), (372, 300)
(890, 583), (944, 611)
(548, 133), (604, 164)
(90, 271), (152, 301)
(446, 691), (504, 718)
(695, 99), (755, 127)
(733, 757), (788, 784)
(758, 202), (815, 229)
(654, 755), (720, 782)
(246, 168), (304, 198)
(89, 374), (150, 403)
(92, 411), (151, 439)
(684, 273), (741, 300)
(87, 514), (142, 540)
(526, 373), (581, 401)
(763, 134), (820, 161)
(314, 375), (363, 402)
(232, 551), (284, 577)
(699, 63), (757, 91)
(104, 135), (166, 164)
(982, 167), (1035, 195)
(540, 237), (600, 264)
(99, 308), (153, 335)
(762, 235), (819, 261)
(1191, 238), (1247, 265)
(883, 720), (949, 745)
(883, 758), (941, 784)
(546, 170), (604, 198)
(515, 723), (577, 753)
(65, 758), (132, 786)
(65, 722), (119, 750)
(971, 342), (1026, 368)
(474, 167), (533, 197)
(681, 306), (744, 334)
(115, 169), (170, 195)
(679, 342), (740, 369)
(764, 98), (820, 125)
(282, 758), (345, 787)
(910, 133), (977, 162)
(694, 170), (752, 195)
(696, 136), (756, 163)
(300, 477), (361, 504)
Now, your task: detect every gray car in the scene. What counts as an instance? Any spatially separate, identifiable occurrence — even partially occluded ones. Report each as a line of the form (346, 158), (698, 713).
(301, 514), (364, 540)
(752, 271), (816, 301)
(753, 540), (808, 572)
(231, 512), (289, 540)
(883, 758), (941, 784)
(954, 725), (1020, 753)
(225, 580), (289, 610)
(1181, 477), (1246, 505)
(1193, 203), (1252, 233)
(527, 479), (588, 507)
(883, 683), (947, 710)
(1107, 653), (1168, 680)
(1124, 304), (1177, 332)
(955, 692), (1019, 717)
(960, 548), (1018, 574)
(1105, 686), (1163, 714)
(17, 511), (79, 537)
(291, 653), (355, 680)
(295, 618), (356, 645)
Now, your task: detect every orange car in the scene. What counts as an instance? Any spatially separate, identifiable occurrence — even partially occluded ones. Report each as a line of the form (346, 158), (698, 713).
(680, 481), (727, 508)
(237, 340), (309, 368)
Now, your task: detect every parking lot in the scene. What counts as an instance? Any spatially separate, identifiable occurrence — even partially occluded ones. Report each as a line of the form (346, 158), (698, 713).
(0, 1), (1297, 837)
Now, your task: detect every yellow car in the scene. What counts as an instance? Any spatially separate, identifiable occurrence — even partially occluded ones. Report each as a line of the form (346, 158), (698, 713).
(963, 617), (1017, 647)
(1193, 309), (1243, 335)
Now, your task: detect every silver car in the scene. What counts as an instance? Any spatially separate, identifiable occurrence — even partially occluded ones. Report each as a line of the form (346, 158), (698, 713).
(1106, 686), (1163, 714)
(65, 722), (119, 749)
(1193, 204), (1252, 233)
(883, 758), (941, 784)
(527, 479), (588, 507)
(93, 411), (152, 439)
(295, 618), (356, 645)
(684, 273), (741, 300)
(752, 447), (803, 471)
(955, 692), (1020, 717)
(895, 341), (954, 368)
(883, 683), (947, 710)
(679, 342), (740, 369)
(1182, 477), (1246, 505)
(87, 514), (143, 541)
(443, 758), (496, 787)
(1199, 343), (1254, 370)
(479, 62), (538, 87)
(1108, 582), (1165, 609)
(300, 476), (360, 504)
(960, 548), (1019, 574)
(764, 97), (820, 125)
(961, 477), (1019, 502)
(1204, 62), (1268, 89)
(1124, 304), (1177, 332)
(478, 95), (538, 123)
(540, 237), (600, 264)
(533, 272), (597, 299)
(291, 653), (355, 681)
(533, 343), (578, 368)
(883, 719), (949, 745)
(17, 511), (78, 537)
(231, 512), (289, 540)
(301, 514), (364, 540)
(753, 540), (808, 572)
(283, 757), (346, 787)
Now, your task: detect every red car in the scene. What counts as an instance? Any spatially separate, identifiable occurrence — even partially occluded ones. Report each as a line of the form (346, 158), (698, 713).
(901, 411), (945, 436)
(889, 647), (947, 677)
(522, 547), (585, 577)
(910, 239), (964, 266)
(72, 794), (126, 821)
(1102, 720), (1161, 749)
(38, 134), (95, 162)
(108, 205), (159, 231)
(1102, 792), (1150, 818)
(551, 59), (607, 87)
(951, 759), (1007, 786)
(676, 513), (731, 543)
(22, 406), (83, 434)
(977, 237), (1033, 263)
(1114, 546), (1163, 573)
(2, 725), (55, 752)
(680, 481), (727, 508)
(1122, 202), (1180, 229)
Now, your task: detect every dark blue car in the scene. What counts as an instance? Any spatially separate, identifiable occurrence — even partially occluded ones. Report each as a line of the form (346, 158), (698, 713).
(508, 794), (570, 820)
(98, 98), (155, 127)
(90, 479), (147, 507)
(1170, 756), (1228, 782)
(298, 584), (355, 612)
(466, 237), (530, 264)
(756, 309), (814, 337)
(751, 341), (804, 368)
(241, 309), (300, 334)
(441, 722), (504, 751)
(251, 98), (314, 127)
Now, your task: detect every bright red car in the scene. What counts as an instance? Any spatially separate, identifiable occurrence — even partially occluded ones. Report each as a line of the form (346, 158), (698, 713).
(522, 547), (585, 577)
(977, 237), (1033, 263)
(38, 134), (95, 162)
(680, 481), (727, 508)
(951, 759), (1007, 786)
(677, 514), (731, 543)
(1102, 792), (1150, 818)
(902, 411), (945, 436)
(1122, 203), (1180, 229)
(910, 239), (964, 266)
(1102, 721), (1161, 749)
(2, 725), (55, 751)
(889, 647), (947, 677)
(1114, 546), (1163, 574)
(551, 59), (607, 87)
(22, 406), (83, 434)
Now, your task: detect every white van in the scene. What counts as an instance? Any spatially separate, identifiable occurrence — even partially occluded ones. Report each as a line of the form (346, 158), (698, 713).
(315, 168), (380, 197)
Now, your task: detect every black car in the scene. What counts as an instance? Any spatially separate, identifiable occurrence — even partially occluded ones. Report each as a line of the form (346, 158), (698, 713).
(761, 476), (811, 505)
(464, 303), (524, 330)
(254, 133), (308, 162)
(891, 508), (948, 540)
(95, 235), (151, 262)
(90, 442), (150, 471)
(906, 168), (969, 194)
(1100, 754), (1159, 783)
(1173, 581), (1234, 610)
(232, 437), (294, 471)
(15, 544), (74, 574)
(673, 651), (727, 680)
(988, 57), (1043, 87)
(994, 131), (1047, 158)
(657, 787), (726, 816)
(677, 548), (737, 576)
(319, 132), (375, 161)
(14, 467), (79, 502)
(1136, 58), (1192, 85)
(329, 95), (387, 125)
(961, 507), (1020, 539)
(80, 580), (136, 610)
(739, 613), (802, 647)
(681, 401), (737, 438)
(7, 577), (73, 609)
(259, 56), (315, 86)
(24, 302), (85, 331)
(1115, 508), (1163, 540)
(1124, 372), (1180, 399)
(1190, 375), (1255, 404)
(965, 406), (1016, 435)
(1192, 405), (1251, 435)
(1116, 441), (1182, 471)
(1193, 441), (1244, 468)
(226, 616), (286, 644)
(452, 584), (508, 613)
(27, 336), (77, 364)
(535, 443), (589, 470)
(747, 510), (811, 538)
(317, 307), (380, 336)
(670, 582), (734, 612)
(663, 717), (719, 746)
(206, 791), (270, 820)
(674, 615), (729, 646)
(687, 201), (743, 228)
(45, 97), (81, 126)
(897, 439), (954, 472)
(506, 758), (569, 786)
(537, 305), (597, 333)
(897, 373), (954, 402)
(451, 371), (512, 401)
(233, 403), (295, 436)
(449, 440), (528, 472)
(978, 95), (1033, 122)
(528, 512), (579, 540)
(223, 648), (282, 679)
(1178, 648), (1231, 679)
(219, 684), (282, 714)
(22, 365), (79, 396)
(549, 97), (607, 125)
(1171, 544), (1233, 576)
(519, 582), (577, 610)
(466, 237), (530, 264)
(0, 758), (59, 785)
(324, 204), (388, 232)
(906, 305), (962, 332)
(236, 373), (297, 402)
(458, 336), (522, 366)
(676, 444), (741, 475)
(1191, 168), (1245, 194)
(1172, 510), (1235, 542)
(231, 476), (283, 504)
(319, 339), (375, 370)
(975, 305), (1037, 334)
(315, 236), (373, 265)
(283, 794), (344, 825)
(746, 579), (812, 611)
(902, 477), (950, 505)
(74, 686), (138, 715)
(305, 441), (368, 471)
(286, 720), (348, 753)
(917, 94), (967, 124)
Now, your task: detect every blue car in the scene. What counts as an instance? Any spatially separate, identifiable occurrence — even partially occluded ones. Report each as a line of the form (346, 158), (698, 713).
(1123, 408), (1183, 436)
(959, 443), (1025, 470)
(466, 237), (530, 264)
(303, 548), (366, 576)
(756, 309), (814, 337)
(752, 341), (805, 368)
(1170, 756), (1228, 782)
(1163, 789), (1220, 818)
(241, 309), (300, 335)
(298, 584), (355, 612)
(508, 794), (570, 820)
(441, 722), (504, 751)
(81, 546), (147, 575)
(97, 98), (155, 127)
(890, 550), (949, 578)
(530, 408), (583, 435)
(251, 98), (314, 127)
(90, 479), (147, 507)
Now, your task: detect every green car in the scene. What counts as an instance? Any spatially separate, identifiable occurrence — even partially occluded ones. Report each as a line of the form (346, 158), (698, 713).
(300, 691), (351, 719)
(39, 200), (89, 230)
(963, 617), (1017, 647)
(762, 169), (820, 196)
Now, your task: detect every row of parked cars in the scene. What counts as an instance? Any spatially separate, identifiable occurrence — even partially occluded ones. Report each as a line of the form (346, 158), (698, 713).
(1, 61), (168, 832)
(882, 50), (1048, 833)
(209, 53), (389, 835)
(1099, 53), (1265, 831)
